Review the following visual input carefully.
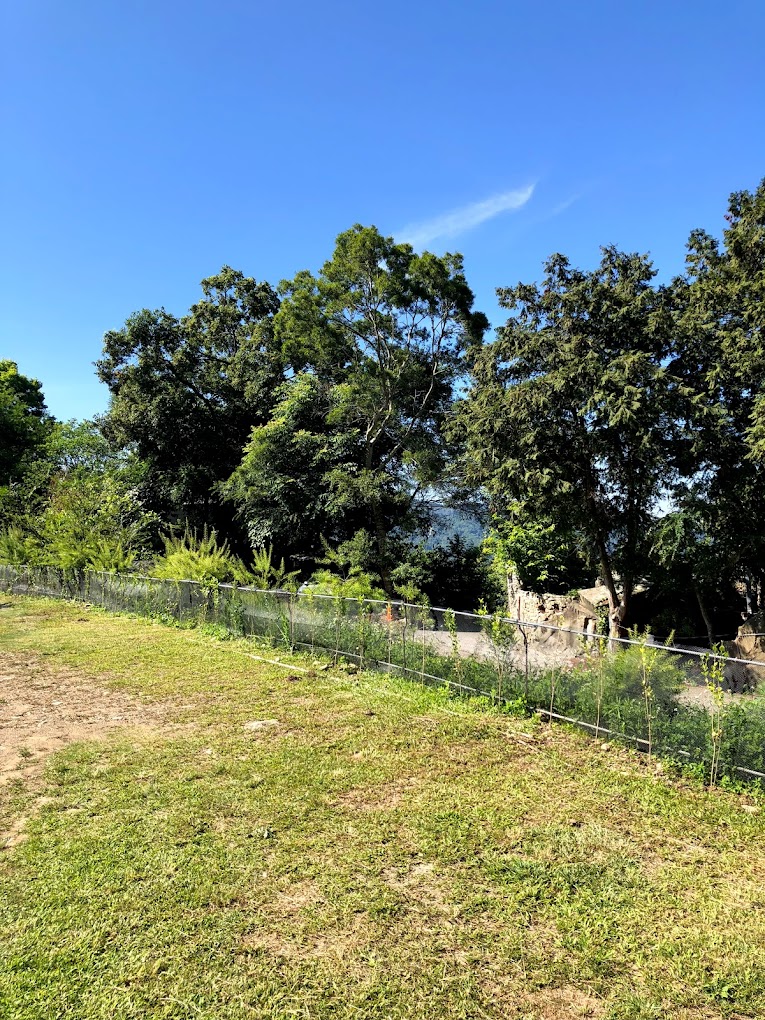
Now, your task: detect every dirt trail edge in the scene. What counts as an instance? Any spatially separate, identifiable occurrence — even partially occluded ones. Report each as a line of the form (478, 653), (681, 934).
(0, 651), (181, 847)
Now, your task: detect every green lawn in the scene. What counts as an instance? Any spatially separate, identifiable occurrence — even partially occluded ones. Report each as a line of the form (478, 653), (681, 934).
(1, 596), (764, 1020)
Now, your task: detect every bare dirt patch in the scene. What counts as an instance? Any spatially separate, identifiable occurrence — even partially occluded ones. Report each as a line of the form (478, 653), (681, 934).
(334, 775), (424, 812)
(382, 860), (451, 915)
(519, 986), (604, 1019)
(0, 651), (179, 846)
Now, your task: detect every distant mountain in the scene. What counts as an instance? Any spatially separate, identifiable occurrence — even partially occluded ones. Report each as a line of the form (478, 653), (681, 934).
(421, 506), (485, 550)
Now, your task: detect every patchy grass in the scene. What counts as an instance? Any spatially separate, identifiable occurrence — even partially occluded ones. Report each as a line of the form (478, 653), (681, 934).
(1, 595), (764, 1019)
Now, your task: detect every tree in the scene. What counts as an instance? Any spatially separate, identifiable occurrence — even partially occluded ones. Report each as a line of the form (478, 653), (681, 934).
(682, 179), (765, 455)
(223, 372), (365, 558)
(651, 500), (733, 645)
(672, 179), (765, 616)
(97, 266), (282, 540)
(225, 225), (488, 592)
(391, 535), (502, 612)
(455, 247), (686, 636)
(0, 360), (48, 481)
(47, 418), (123, 476)
(0, 361), (53, 525)
(483, 501), (591, 604)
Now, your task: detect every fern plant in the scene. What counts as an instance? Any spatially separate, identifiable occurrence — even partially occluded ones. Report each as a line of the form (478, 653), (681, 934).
(86, 539), (137, 573)
(0, 527), (41, 565)
(251, 545), (300, 591)
(152, 527), (252, 583)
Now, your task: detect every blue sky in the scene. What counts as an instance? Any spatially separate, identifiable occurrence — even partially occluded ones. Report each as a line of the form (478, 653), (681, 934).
(2, 0), (764, 421)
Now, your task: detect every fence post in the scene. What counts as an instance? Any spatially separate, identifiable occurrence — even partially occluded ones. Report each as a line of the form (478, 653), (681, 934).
(517, 597), (529, 700)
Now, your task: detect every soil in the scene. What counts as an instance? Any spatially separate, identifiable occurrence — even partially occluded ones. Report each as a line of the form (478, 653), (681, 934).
(0, 651), (177, 847)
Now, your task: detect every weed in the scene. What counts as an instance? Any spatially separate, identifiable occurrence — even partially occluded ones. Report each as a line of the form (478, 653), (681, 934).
(702, 641), (728, 788)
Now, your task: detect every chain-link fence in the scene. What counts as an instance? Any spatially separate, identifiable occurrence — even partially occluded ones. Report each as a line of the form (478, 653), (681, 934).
(2, 563), (765, 784)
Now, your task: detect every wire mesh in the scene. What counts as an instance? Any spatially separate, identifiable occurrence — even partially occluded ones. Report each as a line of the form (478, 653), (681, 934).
(2, 563), (764, 783)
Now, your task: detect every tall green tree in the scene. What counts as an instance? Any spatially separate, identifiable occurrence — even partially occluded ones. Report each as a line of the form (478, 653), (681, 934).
(223, 373), (357, 556)
(455, 247), (686, 636)
(0, 361), (53, 525)
(670, 178), (765, 616)
(683, 179), (765, 454)
(225, 225), (488, 592)
(97, 266), (282, 539)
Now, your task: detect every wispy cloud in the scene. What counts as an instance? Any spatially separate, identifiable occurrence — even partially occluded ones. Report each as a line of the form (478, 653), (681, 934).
(399, 184), (535, 247)
(546, 194), (580, 218)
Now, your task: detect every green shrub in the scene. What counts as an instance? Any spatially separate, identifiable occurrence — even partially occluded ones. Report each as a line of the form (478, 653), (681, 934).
(85, 539), (137, 573)
(152, 527), (252, 583)
(307, 532), (385, 600)
(0, 526), (41, 565)
(39, 471), (157, 570)
(574, 641), (684, 717)
(250, 545), (300, 590)
(307, 567), (385, 600)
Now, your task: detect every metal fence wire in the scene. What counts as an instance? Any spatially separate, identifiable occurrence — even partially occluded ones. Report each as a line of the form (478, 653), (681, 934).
(2, 563), (765, 783)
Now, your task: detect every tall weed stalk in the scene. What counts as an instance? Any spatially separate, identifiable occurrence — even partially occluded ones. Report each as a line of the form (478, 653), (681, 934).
(702, 642), (728, 788)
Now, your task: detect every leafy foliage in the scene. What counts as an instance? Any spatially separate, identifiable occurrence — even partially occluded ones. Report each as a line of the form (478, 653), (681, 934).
(226, 225), (488, 590)
(307, 531), (386, 600)
(223, 373), (352, 554)
(0, 526), (41, 565)
(0, 361), (54, 526)
(250, 545), (301, 591)
(391, 536), (503, 611)
(38, 471), (158, 571)
(670, 178), (765, 618)
(97, 267), (282, 538)
(483, 502), (590, 599)
(455, 247), (687, 633)
(152, 527), (253, 583)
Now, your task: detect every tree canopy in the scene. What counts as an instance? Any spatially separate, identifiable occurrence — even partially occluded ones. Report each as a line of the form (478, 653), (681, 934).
(665, 179), (765, 623)
(0, 361), (53, 526)
(455, 247), (688, 634)
(0, 360), (49, 483)
(225, 225), (488, 592)
(4, 180), (765, 633)
(96, 266), (282, 538)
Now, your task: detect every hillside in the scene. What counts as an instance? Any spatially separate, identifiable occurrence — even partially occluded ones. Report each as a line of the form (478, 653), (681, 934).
(1, 597), (764, 1019)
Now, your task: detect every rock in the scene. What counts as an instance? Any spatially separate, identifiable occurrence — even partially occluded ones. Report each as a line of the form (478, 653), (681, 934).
(243, 719), (279, 731)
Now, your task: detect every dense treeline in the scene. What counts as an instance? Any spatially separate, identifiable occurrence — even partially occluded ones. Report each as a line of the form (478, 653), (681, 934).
(2, 180), (764, 638)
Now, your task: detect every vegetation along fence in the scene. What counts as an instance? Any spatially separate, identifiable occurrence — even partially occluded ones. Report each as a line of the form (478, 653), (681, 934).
(2, 563), (765, 786)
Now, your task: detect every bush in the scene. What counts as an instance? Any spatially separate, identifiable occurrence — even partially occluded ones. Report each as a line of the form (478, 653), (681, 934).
(0, 526), (41, 565)
(39, 471), (158, 571)
(152, 527), (253, 583)
(307, 531), (386, 600)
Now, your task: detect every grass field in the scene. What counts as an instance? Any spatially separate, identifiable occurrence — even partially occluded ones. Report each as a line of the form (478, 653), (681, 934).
(1, 595), (765, 1020)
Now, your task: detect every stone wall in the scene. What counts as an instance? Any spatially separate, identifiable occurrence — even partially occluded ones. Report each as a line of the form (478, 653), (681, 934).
(511, 585), (609, 650)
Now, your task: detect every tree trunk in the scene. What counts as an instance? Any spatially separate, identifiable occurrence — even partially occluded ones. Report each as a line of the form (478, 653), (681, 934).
(695, 584), (715, 647)
(372, 505), (395, 600)
(506, 570), (519, 612)
(594, 532), (628, 640)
